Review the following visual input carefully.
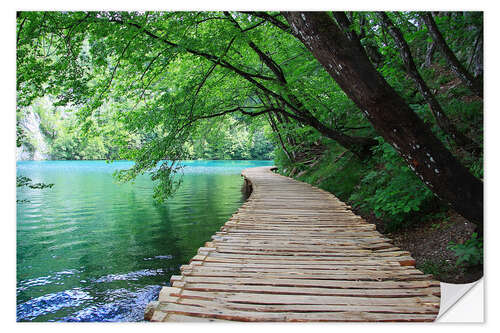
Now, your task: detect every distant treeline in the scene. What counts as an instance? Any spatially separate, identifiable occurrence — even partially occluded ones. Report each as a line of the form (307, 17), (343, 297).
(17, 97), (274, 161)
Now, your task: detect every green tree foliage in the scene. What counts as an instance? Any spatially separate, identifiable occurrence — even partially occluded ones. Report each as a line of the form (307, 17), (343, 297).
(16, 175), (54, 203)
(16, 176), (54, 189)
(271, 11), (482, 231)
(17, 11), (482, 231)
(348, 140), (436, 231)
(17, 11), (368, 197)
(17, 96), (274, 161)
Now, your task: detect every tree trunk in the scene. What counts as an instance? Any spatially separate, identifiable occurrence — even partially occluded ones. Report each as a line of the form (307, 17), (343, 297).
(297, 111), (377, 158)
(282, 12), (483, 232)
(473, 34), (483, 77)
(421, 12), (483, 98)
(333, 12), (384, 68)
(377, 12), (481, 155)
(468, 28), (483, 78)
(423, 42), (436, 68)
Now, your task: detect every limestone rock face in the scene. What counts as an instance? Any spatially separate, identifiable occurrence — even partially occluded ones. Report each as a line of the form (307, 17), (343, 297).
(17, 111), (50, 161)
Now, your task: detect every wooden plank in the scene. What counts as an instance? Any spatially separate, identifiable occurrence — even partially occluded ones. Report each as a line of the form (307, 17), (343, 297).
(201, 247), (409, 257)
(181, 267), (434, 281)
(164, 314), (230, 322)
(204, 247), (408, 257)
(157, 302), (437, 322)
(179, 276), (440, 289)
(197, 255), (416, 266)
(173, 282), (440, 297)
(195, 261), (403, 269)
(176, 289), (440, 306)
(173, 297), (439, 314)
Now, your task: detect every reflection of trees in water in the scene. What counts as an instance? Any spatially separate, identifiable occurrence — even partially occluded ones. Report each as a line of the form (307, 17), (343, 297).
(16, 162), (260, 321)
(168, 174), (244, 263)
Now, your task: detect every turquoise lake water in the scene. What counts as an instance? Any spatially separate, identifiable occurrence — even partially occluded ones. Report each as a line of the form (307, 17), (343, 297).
(16, 160), (273, 322)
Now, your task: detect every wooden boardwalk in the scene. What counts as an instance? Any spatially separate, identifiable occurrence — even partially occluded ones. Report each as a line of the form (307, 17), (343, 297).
(145, 166), (440, 322)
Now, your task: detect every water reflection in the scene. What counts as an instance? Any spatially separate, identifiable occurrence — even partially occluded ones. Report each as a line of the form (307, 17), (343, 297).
(17, 160), (273, 321)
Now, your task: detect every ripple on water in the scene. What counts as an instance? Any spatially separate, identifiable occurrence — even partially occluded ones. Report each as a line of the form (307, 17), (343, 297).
(93, 269), (166, 283)
(17, 160), (273, 321)
(143, 255), (173, 261)
(47, 240), (88, 251)
(17, 269), (82, 292)
(17, 288), (92, 321)
(62, 285), (162, 322)
(36, 226), (79, 238)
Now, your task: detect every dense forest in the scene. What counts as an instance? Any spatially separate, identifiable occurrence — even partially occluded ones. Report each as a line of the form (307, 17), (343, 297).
(17, 11), (483, 282)
(16, 96), (274, 161)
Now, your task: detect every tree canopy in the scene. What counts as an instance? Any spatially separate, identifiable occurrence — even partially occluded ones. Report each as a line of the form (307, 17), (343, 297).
(17, 11), (483, 231)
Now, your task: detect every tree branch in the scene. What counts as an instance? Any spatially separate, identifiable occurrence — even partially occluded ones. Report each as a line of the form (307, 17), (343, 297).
(108, 17), (276, 82)
(421, 12), (483, 97)
(195, 16), (228, 25)
(16, 16), (27, 46)
(189, 36), (237, 115)
(378, 11), (480, 154)
(195, 37), (235, 99)
(241, 19), (267, 32)
(65, 12), (92, 43)
(223, 12), (286, 83)
(241, 12), (291, 32)
(96, 31), (138, 103)
(177, 106), (281, 135)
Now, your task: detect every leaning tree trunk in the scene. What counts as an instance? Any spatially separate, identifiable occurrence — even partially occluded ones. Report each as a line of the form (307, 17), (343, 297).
(421, 12), (483, 98)
(468, 28), (483, 78)
(423, 42), (436, 68)
(282, 12), (483, 233)
(377, 12), (481, 155)
(333, 12), (384, 68)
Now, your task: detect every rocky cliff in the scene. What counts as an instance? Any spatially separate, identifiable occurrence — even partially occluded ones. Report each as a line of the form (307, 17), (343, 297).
(17, 110), (50, 161)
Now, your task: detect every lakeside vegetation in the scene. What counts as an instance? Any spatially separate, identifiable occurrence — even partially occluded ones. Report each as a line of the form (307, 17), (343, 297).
(17, 11), (483, 282)
(17, 97), (274, 161)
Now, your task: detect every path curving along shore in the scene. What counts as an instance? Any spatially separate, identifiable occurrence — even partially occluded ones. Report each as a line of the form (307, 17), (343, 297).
(145, 166), (440, 322)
